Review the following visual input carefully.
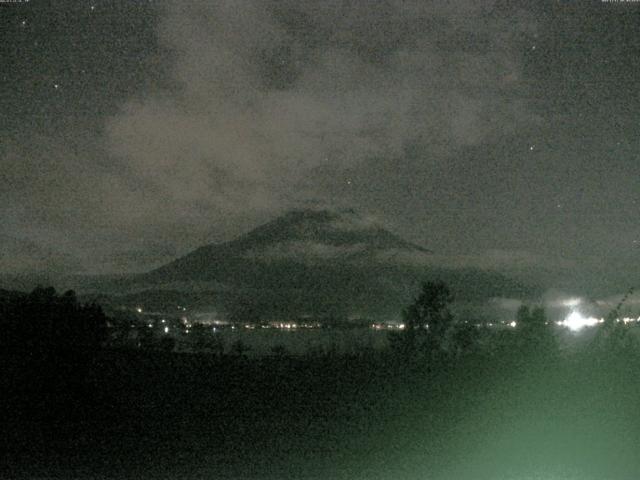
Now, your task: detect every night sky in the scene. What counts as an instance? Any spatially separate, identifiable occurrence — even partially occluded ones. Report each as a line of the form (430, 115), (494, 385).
(2, 0), (639, 280)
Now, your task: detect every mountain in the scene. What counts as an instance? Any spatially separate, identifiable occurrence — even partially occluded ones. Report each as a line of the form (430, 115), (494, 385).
(150, 209), (430, 279)
(139, 209), (537, 322)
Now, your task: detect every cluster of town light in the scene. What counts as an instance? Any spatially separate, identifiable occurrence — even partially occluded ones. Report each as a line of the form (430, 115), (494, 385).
(371, 323), (405, 331)
(135, 299), (640, 335)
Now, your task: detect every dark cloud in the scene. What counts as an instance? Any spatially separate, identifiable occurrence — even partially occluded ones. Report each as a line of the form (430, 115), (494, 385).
(102, 1), (539, 259)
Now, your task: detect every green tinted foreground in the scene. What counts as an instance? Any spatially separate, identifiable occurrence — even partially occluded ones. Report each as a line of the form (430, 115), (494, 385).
(3, 342), (640, 480)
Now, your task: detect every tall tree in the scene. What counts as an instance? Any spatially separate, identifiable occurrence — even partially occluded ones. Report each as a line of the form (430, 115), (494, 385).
(395, 281), (454, 356)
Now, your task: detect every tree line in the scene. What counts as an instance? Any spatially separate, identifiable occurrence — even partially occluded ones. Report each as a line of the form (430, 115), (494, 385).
(0, 283), (635, 360)
(0, 286), (108, 355)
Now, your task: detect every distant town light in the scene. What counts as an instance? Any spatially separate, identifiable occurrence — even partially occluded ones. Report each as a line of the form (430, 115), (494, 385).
(136, 307), (143, 313)
(164, 326), (169, 334)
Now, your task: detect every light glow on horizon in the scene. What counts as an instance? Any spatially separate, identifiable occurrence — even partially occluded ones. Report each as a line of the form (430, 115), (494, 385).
(560, 311), (600, 332)
(561, 297), (582, 308)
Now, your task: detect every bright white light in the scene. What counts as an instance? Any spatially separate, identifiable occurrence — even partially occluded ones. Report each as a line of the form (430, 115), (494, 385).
(561, 311), (599, 332)
(164, 326), (169, 334)
(509, 321), (517, 328)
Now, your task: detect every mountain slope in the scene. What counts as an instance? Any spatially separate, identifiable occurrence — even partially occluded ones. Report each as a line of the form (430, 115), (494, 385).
(141, 209), (536, 321)
(149, 209), (431, 281)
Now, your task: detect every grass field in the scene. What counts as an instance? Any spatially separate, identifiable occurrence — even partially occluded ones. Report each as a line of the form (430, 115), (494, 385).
(3, 338), (640, 480)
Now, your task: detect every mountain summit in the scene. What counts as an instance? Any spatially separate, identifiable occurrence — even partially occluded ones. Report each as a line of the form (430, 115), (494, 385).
(150, 209), (431, 280)
(228, 208), (430, 253)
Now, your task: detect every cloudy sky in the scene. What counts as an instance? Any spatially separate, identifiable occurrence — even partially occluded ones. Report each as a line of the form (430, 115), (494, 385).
(1, 0), (639, 281)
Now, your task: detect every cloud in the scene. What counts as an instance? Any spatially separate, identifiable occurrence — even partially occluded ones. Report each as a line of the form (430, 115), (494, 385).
(377, 248), (575, 271)
(105, 0), (539, 236)
(488, 297), (523, 312)
(0, 234), (84, 275)
(2, 1), (542, 274)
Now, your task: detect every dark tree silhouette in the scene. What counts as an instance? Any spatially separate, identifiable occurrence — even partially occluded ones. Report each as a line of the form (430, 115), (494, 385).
(392, 280), (454, 357)
(1, 286), (108, 354)
(1, 287), (110, 419)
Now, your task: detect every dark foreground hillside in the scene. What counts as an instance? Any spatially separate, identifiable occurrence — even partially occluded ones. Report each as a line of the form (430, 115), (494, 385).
(4, 343), (640, 480)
